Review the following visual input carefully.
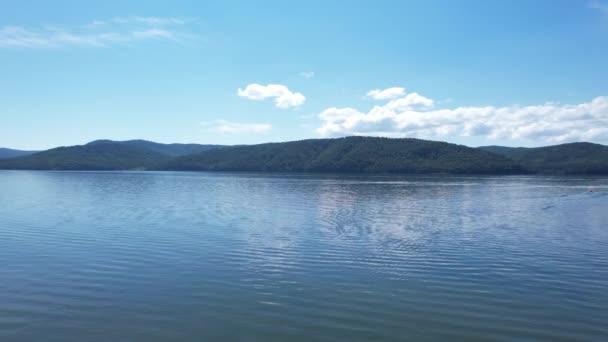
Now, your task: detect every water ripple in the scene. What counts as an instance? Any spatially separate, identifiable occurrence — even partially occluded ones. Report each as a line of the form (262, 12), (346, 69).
(0, 171), (607, 341)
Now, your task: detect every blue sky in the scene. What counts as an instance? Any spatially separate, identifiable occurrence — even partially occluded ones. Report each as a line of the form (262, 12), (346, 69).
(1, 0), (608, 150)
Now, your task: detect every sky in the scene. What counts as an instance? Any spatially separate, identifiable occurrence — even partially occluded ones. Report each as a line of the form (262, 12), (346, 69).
(1, 0), (608, 150)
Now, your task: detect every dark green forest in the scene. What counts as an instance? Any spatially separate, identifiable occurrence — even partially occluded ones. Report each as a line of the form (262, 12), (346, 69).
(1, 137), (607, 174)
(0, 148), (38, 159)
(0, 140), (224, 170)
(86, 140), (224, 157)
(479, 142), (608, 175)
(0, 143), (167, 170)
(160, 137), (522, 174)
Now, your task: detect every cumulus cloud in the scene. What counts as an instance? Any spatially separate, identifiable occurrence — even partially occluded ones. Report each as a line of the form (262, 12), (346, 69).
(318, 88), (608, 144)
(238, 83), (306, 109)
(0, 16), (192, 49)
(385, 92), (435, 111)
(367, 87), (406, 100)
(204, 120), (272, 134)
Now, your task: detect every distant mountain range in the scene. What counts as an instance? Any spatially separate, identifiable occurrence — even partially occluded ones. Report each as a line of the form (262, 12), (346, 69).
(0, 140), (225, 170)
(0, 137), (607, 174)
(86, 140), (223, 157)
(0, 148), (39, 159)
(479, 142), (608, 174)
(160, 137), (521, 174)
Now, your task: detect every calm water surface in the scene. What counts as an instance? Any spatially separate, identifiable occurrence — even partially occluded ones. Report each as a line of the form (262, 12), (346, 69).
(0, 171), (607, 341)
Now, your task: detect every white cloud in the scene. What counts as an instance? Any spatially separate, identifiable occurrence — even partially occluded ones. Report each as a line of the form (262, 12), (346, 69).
(318, 88), (608, 144)
(366, 87), (406, 100)
(299, 71), (315, 79)
(0, 17), (192, 49)
(204, 120), (272, 134)
(131, 29), (175, 40)
(385, 92), (434, 111)
(238, 83), (306, 109)
(111, 16), (189, 25)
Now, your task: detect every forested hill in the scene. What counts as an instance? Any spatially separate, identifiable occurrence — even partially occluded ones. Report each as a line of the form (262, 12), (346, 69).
(479, 142), (608, 174)
(0, 140), (226, 171)
(1, 137), (606, 174)
(0, 142), (169, 170)
(159, 137), (522, 174)
(0, 148), (38, 159)
(86, 140), (224, 157)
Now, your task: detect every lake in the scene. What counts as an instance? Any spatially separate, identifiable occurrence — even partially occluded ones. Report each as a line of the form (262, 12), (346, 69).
(0, 171), (607, 341)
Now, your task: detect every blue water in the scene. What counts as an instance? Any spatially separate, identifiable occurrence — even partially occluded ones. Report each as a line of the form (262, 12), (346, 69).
(1, 171), (607, 341)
